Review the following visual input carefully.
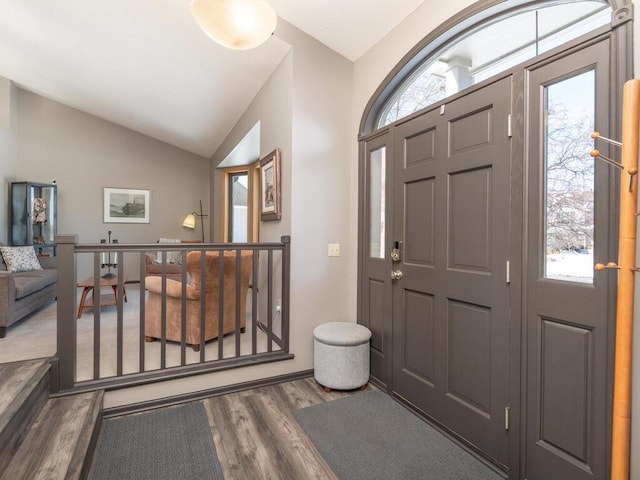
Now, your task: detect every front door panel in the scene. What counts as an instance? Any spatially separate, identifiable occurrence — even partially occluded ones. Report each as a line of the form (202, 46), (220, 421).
(392, 76), (512, 467)
(525, 38), (611, 480)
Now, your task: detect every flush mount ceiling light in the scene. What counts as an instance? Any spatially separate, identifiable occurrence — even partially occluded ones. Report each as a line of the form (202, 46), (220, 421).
(191, 0), (277, 50)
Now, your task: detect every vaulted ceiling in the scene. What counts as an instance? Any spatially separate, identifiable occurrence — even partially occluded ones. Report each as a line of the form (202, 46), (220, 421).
(0, 0), (426, 157)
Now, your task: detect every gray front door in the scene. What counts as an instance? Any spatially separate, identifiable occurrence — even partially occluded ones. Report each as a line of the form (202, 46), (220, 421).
(391, 75), (512, 467)
(524, 38), (612, 480)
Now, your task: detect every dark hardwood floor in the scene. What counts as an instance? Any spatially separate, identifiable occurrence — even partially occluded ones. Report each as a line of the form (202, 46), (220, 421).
(203, 377), (377, 479)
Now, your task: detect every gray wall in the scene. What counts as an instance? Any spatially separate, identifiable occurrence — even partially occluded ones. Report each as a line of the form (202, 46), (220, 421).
(106, 20), (354, 407)
(211, 50), (294, 242)
(211, 47), (293, 341)
(15, 89), (210, 279)
(0, 77), (18, 245)
(283, 18), (355, 367)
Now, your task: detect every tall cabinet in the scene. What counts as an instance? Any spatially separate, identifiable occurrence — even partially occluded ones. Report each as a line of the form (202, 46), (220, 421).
(10, 181), (57, 255)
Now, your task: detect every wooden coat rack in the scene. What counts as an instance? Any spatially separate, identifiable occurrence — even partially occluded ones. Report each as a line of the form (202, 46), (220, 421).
(592, 79), (640, 480)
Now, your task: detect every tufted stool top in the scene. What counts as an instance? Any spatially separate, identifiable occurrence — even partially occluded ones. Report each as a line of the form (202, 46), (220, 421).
(313, 322), (372, 346)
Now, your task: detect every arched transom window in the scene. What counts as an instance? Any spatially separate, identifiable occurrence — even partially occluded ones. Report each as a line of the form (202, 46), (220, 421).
(378, 0), (611, 128)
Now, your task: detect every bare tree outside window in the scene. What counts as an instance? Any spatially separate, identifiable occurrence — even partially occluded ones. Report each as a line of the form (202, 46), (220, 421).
(544, 71), (595, 282)
(379, 69), (446, 127)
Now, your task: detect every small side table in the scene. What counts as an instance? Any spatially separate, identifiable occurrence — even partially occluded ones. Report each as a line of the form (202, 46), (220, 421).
(77, 275), (128, 318)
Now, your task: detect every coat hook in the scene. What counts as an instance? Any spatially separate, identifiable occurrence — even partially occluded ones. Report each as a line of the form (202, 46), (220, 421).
(629, 168), (638, 192)
(591, 150), (623, 169)
(595, 262), (640, 273)
(595, 262), (620, 271)
(591, 131), (623, 148)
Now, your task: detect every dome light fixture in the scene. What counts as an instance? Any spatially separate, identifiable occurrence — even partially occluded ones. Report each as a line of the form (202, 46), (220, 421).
(191, 0), (277, 50)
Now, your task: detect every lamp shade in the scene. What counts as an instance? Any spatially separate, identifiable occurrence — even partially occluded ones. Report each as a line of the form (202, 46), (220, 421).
(182, 214), (196, 229)
(191, 0), (277, 50)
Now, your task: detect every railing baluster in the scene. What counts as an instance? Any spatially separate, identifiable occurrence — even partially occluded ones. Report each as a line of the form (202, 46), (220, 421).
(282, 236), (291, 354)
(235, 249), (241, 357)
(116, 254), (124, 377)
(93, 252), (101, 380)
(267, 249), (273, 353)
(180, 251), (187, 366)
(218, 251), (224, 360)
(139, 252), (146, 373)
(251, 249), (258, 356)
(199, 249), (206, 362)
(160, 251), (167, 369)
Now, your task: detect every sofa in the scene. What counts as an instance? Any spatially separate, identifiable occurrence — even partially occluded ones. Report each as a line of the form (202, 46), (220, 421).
(0, 254), (57, 338)
(144, 250), (252, 351)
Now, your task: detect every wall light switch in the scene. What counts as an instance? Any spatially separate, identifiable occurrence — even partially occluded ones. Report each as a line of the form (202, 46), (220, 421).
(328, 243), (340, 257)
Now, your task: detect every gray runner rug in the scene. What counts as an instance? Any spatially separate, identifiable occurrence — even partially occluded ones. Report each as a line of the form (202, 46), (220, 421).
(293, 390), (503, 480)
(92, 402), (224, 480)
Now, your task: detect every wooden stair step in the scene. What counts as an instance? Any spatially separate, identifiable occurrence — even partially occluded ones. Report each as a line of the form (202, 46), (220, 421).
(1, 390), (104, 480)
(0, 359), (51, 472)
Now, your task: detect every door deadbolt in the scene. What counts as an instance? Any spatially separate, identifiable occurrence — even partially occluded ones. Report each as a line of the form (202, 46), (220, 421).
(391, 241), (402, 262)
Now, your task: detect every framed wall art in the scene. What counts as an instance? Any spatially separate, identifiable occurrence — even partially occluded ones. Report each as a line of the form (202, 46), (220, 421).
(259, 149), (281, 221)
(104, 187), (150, 223)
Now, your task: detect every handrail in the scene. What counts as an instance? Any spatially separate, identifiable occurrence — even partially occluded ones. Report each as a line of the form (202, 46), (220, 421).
(55, 235), (292, 393)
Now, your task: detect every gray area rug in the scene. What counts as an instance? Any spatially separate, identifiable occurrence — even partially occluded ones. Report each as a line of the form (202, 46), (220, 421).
(293, 390), (503, 480)
(92, 402), (224, 480)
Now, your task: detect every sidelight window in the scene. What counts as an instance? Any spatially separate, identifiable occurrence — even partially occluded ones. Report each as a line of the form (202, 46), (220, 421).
(543, 70), (595, 283)
(369, 147), (386, 259)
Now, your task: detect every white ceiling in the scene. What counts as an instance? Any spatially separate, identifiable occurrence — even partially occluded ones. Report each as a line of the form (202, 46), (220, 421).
(0, 0), (426, 158)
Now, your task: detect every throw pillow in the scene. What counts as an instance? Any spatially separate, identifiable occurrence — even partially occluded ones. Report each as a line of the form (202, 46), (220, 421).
(155, 238), (182, 264)
(0, 246), (43, 273)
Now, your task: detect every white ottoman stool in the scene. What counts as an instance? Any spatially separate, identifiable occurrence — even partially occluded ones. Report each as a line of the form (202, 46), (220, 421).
(313, 322), (372, 392)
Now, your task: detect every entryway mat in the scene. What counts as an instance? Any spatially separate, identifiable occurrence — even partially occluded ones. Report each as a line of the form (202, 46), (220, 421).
(293, 390), (504, 480)
(92, 402), (224, 479)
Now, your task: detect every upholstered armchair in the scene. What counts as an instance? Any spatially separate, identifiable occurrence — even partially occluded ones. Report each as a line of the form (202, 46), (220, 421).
(144, 238), (201, 282)
(144, 250), (253, 351)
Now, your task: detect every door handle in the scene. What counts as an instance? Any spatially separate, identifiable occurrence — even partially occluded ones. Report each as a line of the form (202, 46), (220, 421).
(391, 270), (403, 281)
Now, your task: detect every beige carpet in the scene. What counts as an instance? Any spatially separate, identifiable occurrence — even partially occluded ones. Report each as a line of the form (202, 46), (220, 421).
(0, 285), (278, 382)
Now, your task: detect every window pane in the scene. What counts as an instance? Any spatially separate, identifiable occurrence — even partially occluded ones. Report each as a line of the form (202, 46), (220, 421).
(378, 0), (609, 128)
(229, 173), (248, 243)
(39, 186), (56, 244)
(544, 70), (595, 283)
(369, 147), (386, 259)
(379, 66), (446, 127)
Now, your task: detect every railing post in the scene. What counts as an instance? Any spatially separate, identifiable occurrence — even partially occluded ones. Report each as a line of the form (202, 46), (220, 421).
(56, 234), (78, 391)
(281, 235), (291, 353)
